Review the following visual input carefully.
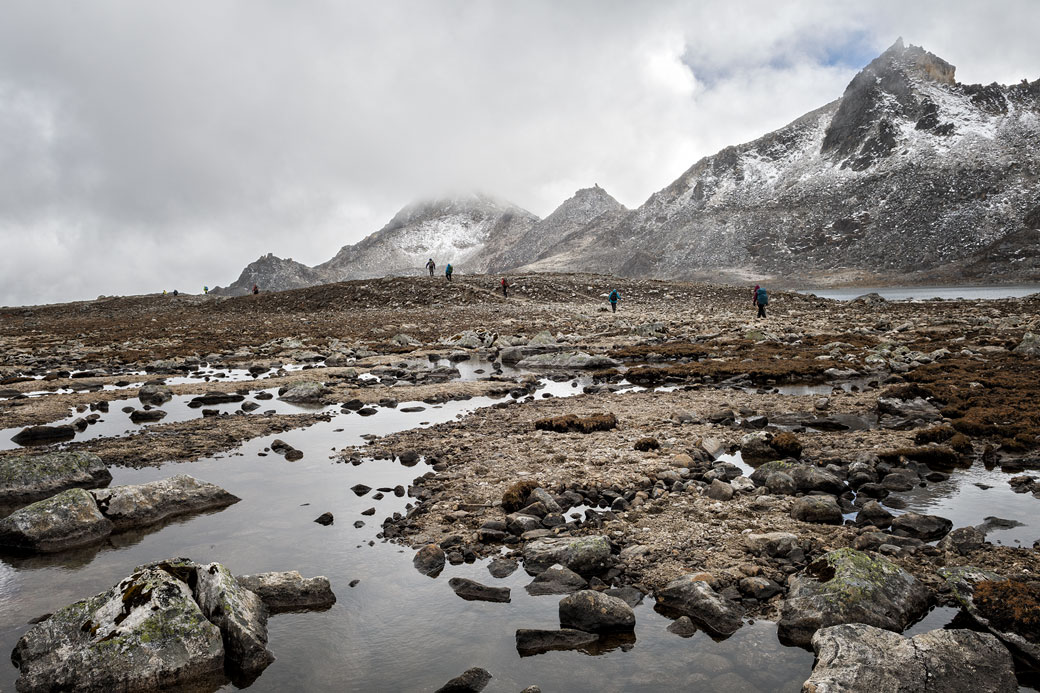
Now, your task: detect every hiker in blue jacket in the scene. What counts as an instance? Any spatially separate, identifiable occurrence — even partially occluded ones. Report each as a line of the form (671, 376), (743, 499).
(754, 285), (768, 318)
(445, 263), (453, 282)
(609, 288), (620, 313)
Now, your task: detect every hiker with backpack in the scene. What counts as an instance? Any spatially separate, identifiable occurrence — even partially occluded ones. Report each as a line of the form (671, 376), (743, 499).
(252, 284), (259, 295)
(754, 285), (768, 318)
(426, 258), (435, 277)
(609, 288), (620, 313)
(501, 277), (508, 297)
(445, 263), (453, 282)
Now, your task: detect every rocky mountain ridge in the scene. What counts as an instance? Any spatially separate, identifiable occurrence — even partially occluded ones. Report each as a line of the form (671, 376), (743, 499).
(218, 39), (1040, 295)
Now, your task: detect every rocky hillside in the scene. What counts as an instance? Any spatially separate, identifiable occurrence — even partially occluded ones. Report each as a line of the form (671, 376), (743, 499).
(557, 39), (1040, 285)
(216, 253), (337, 296)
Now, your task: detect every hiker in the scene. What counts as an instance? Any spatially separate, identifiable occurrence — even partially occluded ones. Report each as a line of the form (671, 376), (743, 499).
(204, 286), (209, 295)
(252, 284), (259, 295)
(609, 288), (620, 313)
(501, 277), (508, 297)
(172, 289), (178, 297)
(445, 263), (453, 282)
(426, 258), (436, 277)
(754, 285), (768, 318)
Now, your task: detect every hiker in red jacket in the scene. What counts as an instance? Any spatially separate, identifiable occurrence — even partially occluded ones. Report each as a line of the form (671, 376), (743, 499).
(501, 278), (508, 297)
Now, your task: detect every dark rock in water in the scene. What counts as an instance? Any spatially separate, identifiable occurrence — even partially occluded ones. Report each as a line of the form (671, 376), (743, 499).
(515, 628), (598, 656)
(129, 408), (167, 423)
(360, 507), (375, 516)
(738, 576), (782, 601)
(433, 666), (492, 693)
(488, 558), (518, 578)
(778, 548), (929, 646)
(790, 495), (843, 525)
(525, 564), (588, 596)
(284, 449), (303, 461)
(975, 516), (1025, 535)
(342, 399), (365, 410)
(190, 392), (246, 406)
(854, 500), (894, 529)
(805, 623), (1016, 693)
(11, 425), (76, 446)
(255, 392), (274, 401)
(0, 451), (111, 504)
(656, 575), (745, 637)
(137, 383), (173, 406)
(201, 409), (220, 418)
(666, 616), (698, 637)
(240, 401), (261, 412)
(236, 571), (336, 613)
(351, 484), (371, 496)
(448, 577), (511, 603)
(559, 590), (635, 633)
(314, 512), (334, 526)
(354, 520), (364, 528)
(414, 543), (445, 577)
(605, 585), (645, 607)
(91, 475), (240, 532)
(0, 488), (113, 553)
(890, 512), (953, 541)
(357, 407), (378, 416)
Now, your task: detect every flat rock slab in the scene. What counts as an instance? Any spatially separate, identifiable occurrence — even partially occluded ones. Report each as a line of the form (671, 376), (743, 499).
(278, 381), (330, 404)
(434, 666), (492, 693)
(0, 488), (113, 553)
(804, 623), (1016, 692)
(236, 571), (336, 613)
(91, 474), (240, 531)
(516, 628), (598, 656)
(448, 577), (511, 603)
(0, 451), (111, 504)
(525, 564), (588, 596)
(779, 547), (929, 646)
(10, 425), (76, 446)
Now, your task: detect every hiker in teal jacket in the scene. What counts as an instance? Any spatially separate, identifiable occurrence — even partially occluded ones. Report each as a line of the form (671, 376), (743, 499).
(754, 285), (768, 318)
(609, 289), (620, 313)
(445, 263), (453, 282)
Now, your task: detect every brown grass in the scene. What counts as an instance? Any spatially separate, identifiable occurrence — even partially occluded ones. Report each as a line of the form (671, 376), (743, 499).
(974, 580), (1040, 643)
(533, 413), (618, 434)
(502, 480), (540, 513)
(770, 432), (803, 458)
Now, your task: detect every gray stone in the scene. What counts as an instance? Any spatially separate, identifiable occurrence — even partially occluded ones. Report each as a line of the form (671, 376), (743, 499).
(278, 381), (330, 404)
(91, 475), (240, 531)
(523, 535), (612, 575)
(790, 466), (846, 494)
(666, 615), (699, 637)
(11, 424), (76, 445)
(938, 526), (985, 555)
(739, 576), (782, 600)
(194, 562), (273, 675)
(525, 564), (588, 595)
(129, 408), (168, 423)
(790, 495), (843, 525)
(854, 500), (894, 529)
(516, 352), (620, 369)
(413, 543), (446, 577)
(11, 565), (225, 692)
(705, 479), (735, 501)
(744, 532), (801, 558)
(0, 451), (111, 504)
(891, 512), (953, 541)
(655, 575), (745, 636)
(487, 558), (518, 578)
(805, 623), (1016, 693)
(778, 548), (929, 646)
(604, 585), (645, 607)
(138, 383), (173, 406)
(528, 487), (562, 513)
(0, 488), (113, 553)
(448, 577), (511, 603)
(236, 571), (336, 613)
(558, 590), (635, 633)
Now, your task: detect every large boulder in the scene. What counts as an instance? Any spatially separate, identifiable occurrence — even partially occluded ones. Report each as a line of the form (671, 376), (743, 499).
(1014, 332), (1040, 357)
(236, 571), (336, 613)
(790, 495), (844, 525)
(193, 561), (274, 676)
(91, 475), (240, 531)
(877, 397), (942, 429)
(0, 451), (111, 504)
(525, 564), (588, 596)
(523, 535), (612, 575)
(778, 548), (929, 646)
(0, 488), (113, 553)
(804, 623), (1016, 692)
(790, 466), (846, 494)
(137, 383), (173, 406)
(278, 381), (330, 404)
(655, 575), (745, 637)
(516, 352), (620, 369)
(11, 565), (225, 692)
(10, 424), (76, 446)
(558, 590), (635, 633)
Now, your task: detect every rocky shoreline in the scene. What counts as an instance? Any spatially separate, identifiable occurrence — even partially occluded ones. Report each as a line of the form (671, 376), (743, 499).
(2, 273), (1039, 690)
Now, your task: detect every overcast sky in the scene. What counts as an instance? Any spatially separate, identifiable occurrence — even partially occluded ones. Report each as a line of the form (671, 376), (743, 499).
(2, 1), (1039, 306)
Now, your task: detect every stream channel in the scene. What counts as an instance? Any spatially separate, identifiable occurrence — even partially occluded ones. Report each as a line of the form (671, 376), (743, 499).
(0, 359), (1037, 691)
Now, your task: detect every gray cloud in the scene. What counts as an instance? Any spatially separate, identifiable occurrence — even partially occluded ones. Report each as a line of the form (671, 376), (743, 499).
(2, 0), (1039, 305)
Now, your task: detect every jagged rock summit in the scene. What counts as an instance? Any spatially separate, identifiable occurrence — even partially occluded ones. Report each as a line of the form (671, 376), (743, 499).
(218, 40), (1040, 294)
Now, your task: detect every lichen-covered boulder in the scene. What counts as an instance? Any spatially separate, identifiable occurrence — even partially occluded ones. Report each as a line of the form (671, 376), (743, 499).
(558, 590), (635, 633)
(523, 535), (612, 575)
(0, 451), (111, 504)
(194, 562), (274, 675)
(91, 475), (240, 531)
(11, 565), (225, 692)
(278, 381), (330, 404)
(803, 623), (1016, 692)
(0, 488), (113, 553)
(655, 574), (745, 637)
(941, 566), (1040, 667)
(778, 548), (929, 646)
(236, 571), (336, 613)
